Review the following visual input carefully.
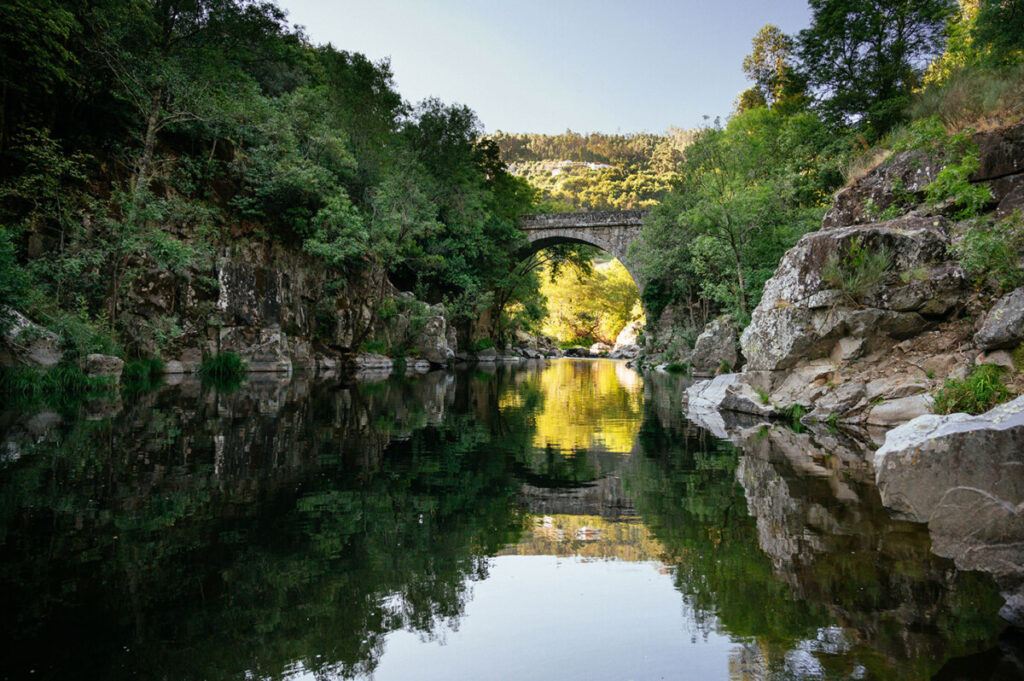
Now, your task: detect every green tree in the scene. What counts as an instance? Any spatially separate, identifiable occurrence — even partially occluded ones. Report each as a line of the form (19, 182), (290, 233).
(742, 24), (798, 108)
(797, 0), (957, 135)
(974, 0), (1024, 65)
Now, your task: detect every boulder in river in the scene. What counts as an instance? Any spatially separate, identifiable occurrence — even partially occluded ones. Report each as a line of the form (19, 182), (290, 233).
(874, 395), (1024, 624)
(83, 354), (125, 383)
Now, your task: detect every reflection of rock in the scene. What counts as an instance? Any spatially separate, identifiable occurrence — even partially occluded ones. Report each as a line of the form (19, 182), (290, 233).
(874, 395), (1024, 623)
(518, 477), (635, 519)
(730, 422), (1007, 667)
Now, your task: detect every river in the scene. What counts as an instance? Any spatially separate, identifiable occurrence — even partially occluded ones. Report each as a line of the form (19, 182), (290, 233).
(0, 359), (1020, 680)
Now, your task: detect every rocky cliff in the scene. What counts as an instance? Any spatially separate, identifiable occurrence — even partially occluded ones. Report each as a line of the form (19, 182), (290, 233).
(3, 237), (458, 377)
(690, 122), (1024, 428)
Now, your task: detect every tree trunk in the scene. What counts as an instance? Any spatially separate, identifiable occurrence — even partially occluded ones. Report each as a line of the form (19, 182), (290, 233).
(134, 90), (163, 195)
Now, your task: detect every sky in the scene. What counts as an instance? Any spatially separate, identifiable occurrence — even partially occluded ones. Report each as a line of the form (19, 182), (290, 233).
(276, 0), (813, 135)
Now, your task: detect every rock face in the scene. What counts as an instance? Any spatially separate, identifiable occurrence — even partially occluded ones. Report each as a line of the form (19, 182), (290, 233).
(690, 315), (739, 376)
(615, 320), (641, 347)
(874, 396), (1024, 624)
(409, 304), (454, 364)
(704, 124), (1024, 427)
(740, 214), (950, 373)
(115, 242), (455, 374)
(975, 287), (1024, 350)
(638, 301), (694, 367)
(0, 308), (63, 368)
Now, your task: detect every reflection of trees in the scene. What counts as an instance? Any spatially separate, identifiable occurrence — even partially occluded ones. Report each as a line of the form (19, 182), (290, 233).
(500, 360), (642, 487)
(628, 390), (1009, 680)
(0, 375), (526, 681)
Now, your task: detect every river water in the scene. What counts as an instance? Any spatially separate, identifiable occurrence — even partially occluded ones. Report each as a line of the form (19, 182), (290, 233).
(0, 359), (1021, 680)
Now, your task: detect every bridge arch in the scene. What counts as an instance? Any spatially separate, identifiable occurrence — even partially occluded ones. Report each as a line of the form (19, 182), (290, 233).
(518, 210), (648, 291)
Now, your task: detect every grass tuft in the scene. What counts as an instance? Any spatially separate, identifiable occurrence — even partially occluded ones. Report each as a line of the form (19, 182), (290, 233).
(933, 365), (1011, 415)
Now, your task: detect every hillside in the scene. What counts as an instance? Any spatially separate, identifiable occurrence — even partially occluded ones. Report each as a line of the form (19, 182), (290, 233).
(489, 129), (696, 211)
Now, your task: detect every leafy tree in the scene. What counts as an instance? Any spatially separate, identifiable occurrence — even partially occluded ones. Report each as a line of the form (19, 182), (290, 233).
(742, 25), (798, 108)
(797, 0), (957, 135)
(539, 258), (641, 345)
(632, 107), (843, 326)
(0, 0), (78, 152)
(974, 0), (1024, 65)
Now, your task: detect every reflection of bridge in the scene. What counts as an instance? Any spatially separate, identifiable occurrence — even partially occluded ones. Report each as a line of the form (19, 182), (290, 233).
(518, 477), (635, 519)
(519, 210), (649, 288)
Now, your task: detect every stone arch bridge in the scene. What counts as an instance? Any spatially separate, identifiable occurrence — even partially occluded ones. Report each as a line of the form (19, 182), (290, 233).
(519, 210), (648, 289)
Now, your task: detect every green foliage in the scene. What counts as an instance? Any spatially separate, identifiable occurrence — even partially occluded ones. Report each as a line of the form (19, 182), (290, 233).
(0, 0), (542, 359)
(664, 362), (689, 374)
(539, 258), (641, 345)
(359, 339), (389, 354)
(926, 154), (992, 218)
(933, 364), (1011, 414)
(0, 225), (27, 328)
(0, 360), (112, 409)
(888, 116), (992, 217)
(741, 24), (803, 110)
(491, 129), (695, 212)
(471, 337), (495, 352)
(956, 211), (1024, 293)
(200, 351), (247, 391)
(796, 0), (957, 136)
(633, 106), (845, 326)
(822, 237), (893, 304)
(121, 356), (165, 394)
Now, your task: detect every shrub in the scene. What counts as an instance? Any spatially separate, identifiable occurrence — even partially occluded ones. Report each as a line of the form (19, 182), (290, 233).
(471, 337), (496, 352)
(957, 211), (1024, 293)
(911, 64), (1024, 130)
(664, 362), (689, 374)
(200, 352), (248, 391)
(822, 237), (893, 304)
(0, 226), (27, 331)
(924, 150), (993, 219)
(933, 365), (1011, 415)
(121, 357), (165, 393)
(0, 361), (113, 409)
(359, 339), (389, 354)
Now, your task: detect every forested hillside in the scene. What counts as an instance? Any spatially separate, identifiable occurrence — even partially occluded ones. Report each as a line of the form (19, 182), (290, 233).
(490, 129), (695, 211)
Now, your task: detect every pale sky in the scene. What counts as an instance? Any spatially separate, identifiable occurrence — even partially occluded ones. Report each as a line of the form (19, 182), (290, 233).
(276, 0), (812, 135)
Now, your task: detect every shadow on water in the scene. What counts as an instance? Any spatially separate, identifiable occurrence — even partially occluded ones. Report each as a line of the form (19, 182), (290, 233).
(0, 361), (1020, 680)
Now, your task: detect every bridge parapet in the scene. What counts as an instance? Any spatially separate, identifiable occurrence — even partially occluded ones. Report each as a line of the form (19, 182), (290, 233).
(520, 209), (649, 231)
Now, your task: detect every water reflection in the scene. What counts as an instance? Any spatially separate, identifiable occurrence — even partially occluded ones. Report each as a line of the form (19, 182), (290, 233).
(0, 361), (1020, 680)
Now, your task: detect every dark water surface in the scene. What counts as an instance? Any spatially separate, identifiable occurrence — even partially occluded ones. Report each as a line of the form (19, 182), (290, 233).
(1, 360), (1021, 680)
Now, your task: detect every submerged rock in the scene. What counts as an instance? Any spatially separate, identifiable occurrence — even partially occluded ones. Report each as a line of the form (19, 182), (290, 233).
(874, 395), (1024, 624)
